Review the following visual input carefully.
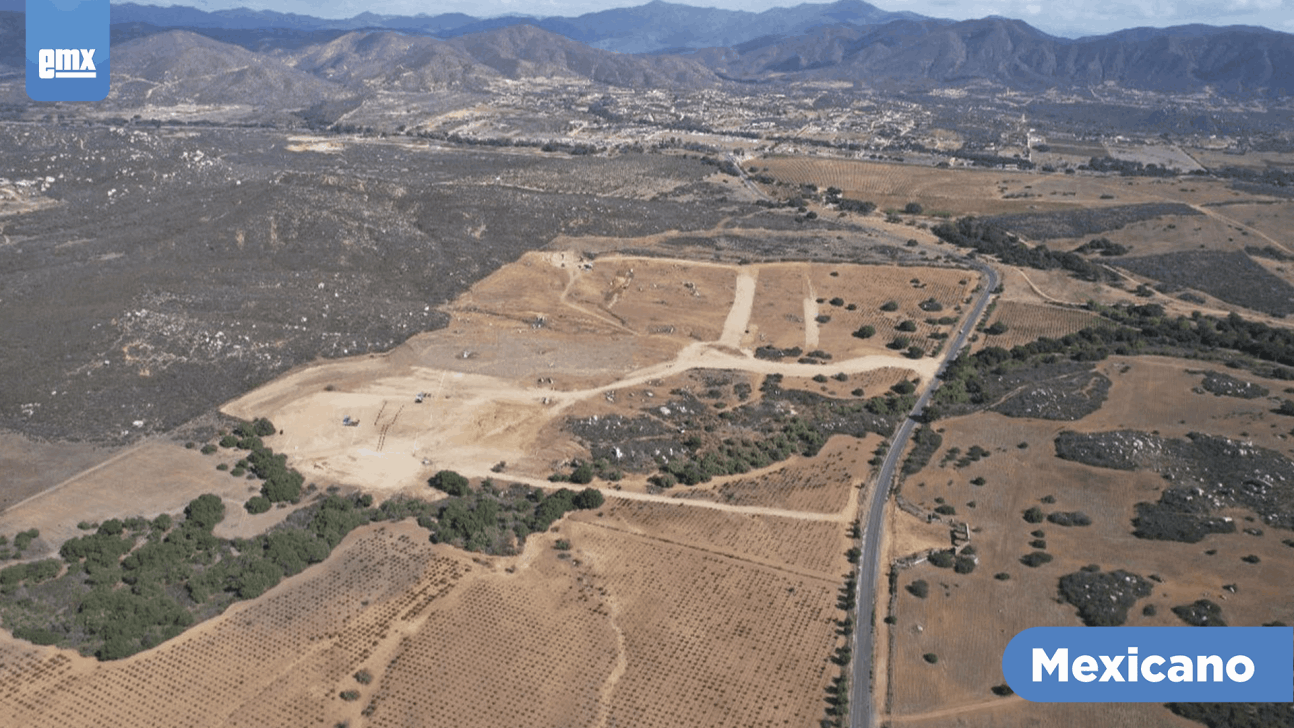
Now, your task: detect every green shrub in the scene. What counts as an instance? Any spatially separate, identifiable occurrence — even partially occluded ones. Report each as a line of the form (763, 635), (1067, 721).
(245, 496), (271, 515)
(881, 300), (898, 312)
(1023, 506), (1045, 523)
(429, 470), (470, 496)
(1047, 511), (1092, 527)
(1020, 551), (1053, 567)
(906, 579), (929, 598)
(573, 488), (604, 510)
(923, 653), (938, 664)
(928, 550), (955, 568)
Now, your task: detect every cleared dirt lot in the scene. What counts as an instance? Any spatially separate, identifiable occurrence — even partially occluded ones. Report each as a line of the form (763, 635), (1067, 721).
(218, 255), (946, 491)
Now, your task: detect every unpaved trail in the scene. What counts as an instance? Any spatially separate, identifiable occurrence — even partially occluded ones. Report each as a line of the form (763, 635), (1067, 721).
(451, 463), (847, 522)
(1192, 202), (1292, 254)
(3, 438), (151, 513)
(886, 695), (1023, 723)
(719, 269), (758, 349)
(803, 270), (820, 349)
(592, 591), (628, 728)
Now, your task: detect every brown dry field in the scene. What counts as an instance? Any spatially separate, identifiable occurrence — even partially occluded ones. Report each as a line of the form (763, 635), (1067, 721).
(755, 157), (1216, 216)
(0, 439), (304, 556)
(217, 255), (940, 493)
(1186, 149), (1294, 171)
(0, 504), (853, 728)
(0, 433), (116, 512)
(672, 433), (878, 515)
(976, 300), (1101, 351)
(747, 261), (979, 359)
(562, 509), (849, 728)
(882, 355), (1294, 725)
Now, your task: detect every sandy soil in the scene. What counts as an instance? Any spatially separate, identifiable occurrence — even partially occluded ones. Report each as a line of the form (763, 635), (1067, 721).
(221, 255), (944, 493)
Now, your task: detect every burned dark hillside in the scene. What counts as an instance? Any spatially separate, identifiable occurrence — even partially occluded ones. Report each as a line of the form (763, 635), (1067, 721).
(0, 125), (733, 442)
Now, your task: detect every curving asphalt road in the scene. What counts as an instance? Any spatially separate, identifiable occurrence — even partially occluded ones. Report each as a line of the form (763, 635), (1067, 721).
(849, 260), (1000, 728)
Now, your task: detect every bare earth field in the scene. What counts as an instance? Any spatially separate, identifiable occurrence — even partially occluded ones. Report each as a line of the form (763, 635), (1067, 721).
(218, 255), (947, 492)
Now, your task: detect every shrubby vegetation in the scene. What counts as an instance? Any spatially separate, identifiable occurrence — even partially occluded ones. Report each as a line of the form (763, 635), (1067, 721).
(1057, 567), (1152, 626)
(1172, 599), (1227, 627)
(652, 416), (827, 486)
(1167, 702), (1294, 728)
(0, 452), (604, 660)
(931, 217), (1119, 282)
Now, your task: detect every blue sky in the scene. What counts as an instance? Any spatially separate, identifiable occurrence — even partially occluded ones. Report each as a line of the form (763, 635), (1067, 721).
(126, 0), (1293, 38)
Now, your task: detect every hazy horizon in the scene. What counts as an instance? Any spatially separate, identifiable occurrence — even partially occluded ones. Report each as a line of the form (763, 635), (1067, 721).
(75, 0), (1294, 39)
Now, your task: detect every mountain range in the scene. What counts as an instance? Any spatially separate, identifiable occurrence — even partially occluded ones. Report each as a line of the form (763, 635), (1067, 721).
(1, 1), (1292, 101)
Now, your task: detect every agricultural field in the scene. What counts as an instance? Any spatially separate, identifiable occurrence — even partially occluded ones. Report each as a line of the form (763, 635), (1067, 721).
(562, 511), (849, 728)
(756, 157), (1166, 216)
(673, 433), (878, 514)
(883, 355), (1294, 726)
(976, 301), (1102, 351)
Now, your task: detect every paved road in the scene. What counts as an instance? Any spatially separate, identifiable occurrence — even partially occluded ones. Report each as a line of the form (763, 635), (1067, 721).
(727, 153), (773, 203)
(849, 260), (1000, 728)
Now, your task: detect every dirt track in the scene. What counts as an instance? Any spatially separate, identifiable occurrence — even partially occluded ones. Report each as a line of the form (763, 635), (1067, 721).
(223, 254), (943, 496)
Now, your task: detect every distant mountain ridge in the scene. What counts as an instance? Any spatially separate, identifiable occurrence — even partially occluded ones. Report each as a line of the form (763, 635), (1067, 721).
(1, 2), (1293, 101)
(693, 16), (1294, 96)
(107, 0), (924, 54)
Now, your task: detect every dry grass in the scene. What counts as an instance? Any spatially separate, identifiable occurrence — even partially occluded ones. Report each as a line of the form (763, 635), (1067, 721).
(978, 301), (1101, 350)
(675, 435), (876, 515)
(564, 515), (846, 728)
(564, 255), (738, 342)
(757, 157), (1173, 216)
(0, 522), (472, 728)
(884, 355), (1294, 724)
(746, 262), (979, 360)
(0, 440), (288, 555)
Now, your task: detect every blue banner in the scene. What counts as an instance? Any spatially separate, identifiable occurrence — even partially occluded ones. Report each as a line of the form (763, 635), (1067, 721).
(26, 0), (111, 102)
(1003, 626), (1293, 702)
